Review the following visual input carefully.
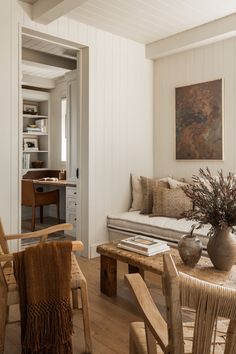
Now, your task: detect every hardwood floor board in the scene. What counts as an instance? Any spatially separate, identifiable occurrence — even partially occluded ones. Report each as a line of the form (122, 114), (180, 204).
(5, 254), (167, 354)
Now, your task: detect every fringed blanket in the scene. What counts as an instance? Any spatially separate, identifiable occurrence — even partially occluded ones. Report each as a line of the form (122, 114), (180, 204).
(14, 241), (73, 354)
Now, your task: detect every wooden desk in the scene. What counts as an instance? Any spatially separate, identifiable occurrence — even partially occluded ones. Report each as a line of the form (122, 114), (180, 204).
(96, 242), (236, 296)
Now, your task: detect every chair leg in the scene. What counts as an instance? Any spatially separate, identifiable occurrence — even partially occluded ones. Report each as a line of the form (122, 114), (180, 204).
(57, 202), (60, 224)
(40, 206), (43, 223)
(0, 288), (8, 354)
(130, 335), (139, 354)
(80, 280), (93, 354)
(72, 289), (79, 309)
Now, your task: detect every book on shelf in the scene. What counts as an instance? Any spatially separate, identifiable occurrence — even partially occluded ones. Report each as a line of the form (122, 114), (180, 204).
(24, 147), (39, 152)
(36, 119), (48, 133)
(117, 242), (170, 256)
(26, 127), (41, 132)
(22, 153), (30, 169)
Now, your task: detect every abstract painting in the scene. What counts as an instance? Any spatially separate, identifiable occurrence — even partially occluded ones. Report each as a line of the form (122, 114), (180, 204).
(175, 79), (223, 160)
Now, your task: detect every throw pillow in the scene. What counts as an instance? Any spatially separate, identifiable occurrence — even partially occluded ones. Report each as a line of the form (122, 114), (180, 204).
(150, 185), (166, 216)
(162, 188), (193, 218)
(152, 187), (193, 218)
(151, 185), (169, 216)
(140, 176), (169, 214)
(129, 174), (143, 211)
(167, 177), (188, 189)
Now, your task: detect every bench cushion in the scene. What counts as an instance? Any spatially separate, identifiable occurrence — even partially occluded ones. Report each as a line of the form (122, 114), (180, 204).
(107, 211), (210, 248)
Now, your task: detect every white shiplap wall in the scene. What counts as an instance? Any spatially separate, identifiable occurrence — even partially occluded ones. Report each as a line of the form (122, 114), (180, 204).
(0, 0), (19, 241)
(7, 2), (153, 256)
(154, 38), (236, 180)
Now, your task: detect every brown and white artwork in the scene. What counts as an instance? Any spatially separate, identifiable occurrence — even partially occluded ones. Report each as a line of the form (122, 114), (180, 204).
(175, 79), (223, 160)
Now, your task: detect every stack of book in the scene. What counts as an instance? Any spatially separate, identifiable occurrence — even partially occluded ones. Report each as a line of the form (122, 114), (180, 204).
(36, 119), (48, 133)
(22, 153), (30, 169)
(26, 126), (41, 133)
(118, 235), (170, 256)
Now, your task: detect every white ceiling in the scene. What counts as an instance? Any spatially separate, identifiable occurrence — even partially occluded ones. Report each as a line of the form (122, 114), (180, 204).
(19, 0), (236, 44)
(22, 35), (78, 59)
(66, 0), (236, 44)
(21, 34), (77, 85)
(22, 61), (71, 80)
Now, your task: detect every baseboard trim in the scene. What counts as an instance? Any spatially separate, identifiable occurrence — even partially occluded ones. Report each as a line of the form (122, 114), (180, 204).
(90, 241), (107, 258)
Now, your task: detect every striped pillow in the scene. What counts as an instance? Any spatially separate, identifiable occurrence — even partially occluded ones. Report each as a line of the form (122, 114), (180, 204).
(140, 176), (169, 214)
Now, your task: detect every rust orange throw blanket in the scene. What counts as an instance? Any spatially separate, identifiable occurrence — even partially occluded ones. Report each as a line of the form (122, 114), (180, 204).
(13, 241), (73, 354)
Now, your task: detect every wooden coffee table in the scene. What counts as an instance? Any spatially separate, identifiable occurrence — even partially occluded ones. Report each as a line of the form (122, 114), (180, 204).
(96, 242), (236, 296)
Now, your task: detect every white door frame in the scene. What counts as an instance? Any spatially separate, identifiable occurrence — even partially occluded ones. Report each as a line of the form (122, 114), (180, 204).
(19, 26), (89, 256)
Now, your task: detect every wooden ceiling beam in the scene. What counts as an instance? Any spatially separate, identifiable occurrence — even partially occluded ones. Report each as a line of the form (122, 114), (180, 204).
(22, 48), (77, 70)
(32, 0), (88, 25)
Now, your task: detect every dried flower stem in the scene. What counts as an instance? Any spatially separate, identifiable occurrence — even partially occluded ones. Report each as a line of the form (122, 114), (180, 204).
(182, 168), (236, 235)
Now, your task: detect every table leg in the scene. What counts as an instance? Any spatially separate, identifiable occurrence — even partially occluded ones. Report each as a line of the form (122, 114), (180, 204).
(128, 264), (144, 278)
(100, 255), (117, 296)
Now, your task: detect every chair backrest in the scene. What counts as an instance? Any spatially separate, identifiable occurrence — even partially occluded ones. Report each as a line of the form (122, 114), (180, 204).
(162, 253), (236, 354)
(21, 180), (35, 206)
(0, 218), (9, 254)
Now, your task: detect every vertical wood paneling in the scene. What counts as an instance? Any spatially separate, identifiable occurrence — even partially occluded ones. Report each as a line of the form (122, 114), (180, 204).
(154, 38), (236, 180)
(0, 0), (17, 236)
(15, 3), (153, 256)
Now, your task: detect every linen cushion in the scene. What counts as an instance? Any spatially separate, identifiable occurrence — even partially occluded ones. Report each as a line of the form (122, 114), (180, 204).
(129, 174), (143, 211)
(167, 177), (188, 189)
(107, 210), (210, 249)
(140, 176), (169, 214)
(152, 187), (193, 218)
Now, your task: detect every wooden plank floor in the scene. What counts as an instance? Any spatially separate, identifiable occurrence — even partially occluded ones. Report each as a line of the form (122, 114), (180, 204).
(5, 255), (166, 354)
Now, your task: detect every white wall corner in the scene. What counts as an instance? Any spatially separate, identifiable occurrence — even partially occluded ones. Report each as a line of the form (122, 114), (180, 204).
(90, 242), (106, 259)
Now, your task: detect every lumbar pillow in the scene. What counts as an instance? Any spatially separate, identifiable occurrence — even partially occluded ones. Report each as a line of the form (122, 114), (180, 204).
(167, 177), (188, 189)
(140, 176), (169, 214)
(129, 174), (143, 211)
(152, 187), (193, 218)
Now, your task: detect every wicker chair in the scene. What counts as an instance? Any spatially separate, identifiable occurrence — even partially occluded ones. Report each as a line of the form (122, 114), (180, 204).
(0, 220), (93, 354)
(125, 253), (236, 354)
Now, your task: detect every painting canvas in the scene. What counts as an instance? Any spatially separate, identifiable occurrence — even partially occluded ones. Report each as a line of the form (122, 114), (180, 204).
(175, 79), (223, 160)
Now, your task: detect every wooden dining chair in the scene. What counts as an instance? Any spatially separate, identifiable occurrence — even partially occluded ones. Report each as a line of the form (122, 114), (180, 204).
(125, 253), (236, 354)
(21, 179), (60, 231)
(0, 220), (93, 354)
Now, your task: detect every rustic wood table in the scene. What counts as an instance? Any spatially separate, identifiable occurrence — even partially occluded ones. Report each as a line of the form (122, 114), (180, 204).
(96, 242), (236, 296)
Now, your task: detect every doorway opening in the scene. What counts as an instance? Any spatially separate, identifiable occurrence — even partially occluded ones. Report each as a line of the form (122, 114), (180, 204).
(19, 28), (89, 253)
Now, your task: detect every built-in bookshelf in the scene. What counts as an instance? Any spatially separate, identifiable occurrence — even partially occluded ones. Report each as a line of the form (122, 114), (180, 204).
(22, 89), (50, 172)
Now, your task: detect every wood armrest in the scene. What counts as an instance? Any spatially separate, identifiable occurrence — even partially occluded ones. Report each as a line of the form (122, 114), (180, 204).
(0, 241), (84, 262)
(72, 241), (84, 252)
(4, 223), (73, 241)
(125, 273), (168, 352)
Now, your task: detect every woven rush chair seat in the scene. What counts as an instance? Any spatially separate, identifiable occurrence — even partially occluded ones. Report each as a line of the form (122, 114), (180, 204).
(126, 253), (236, 354)
(4, 254), (88, 306)
(3, 265), (19, 305)
(130, 320), (228, 354)
(0, 221), (93, 354)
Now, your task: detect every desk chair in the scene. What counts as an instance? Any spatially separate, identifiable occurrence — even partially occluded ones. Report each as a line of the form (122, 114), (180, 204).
(125, 253), (236, 354)
(0, 221), (93, 354)
(22, 179), (60, 231)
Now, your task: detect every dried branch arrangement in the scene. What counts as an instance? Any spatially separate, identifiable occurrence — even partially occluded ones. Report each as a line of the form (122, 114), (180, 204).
(182, 168), (236, 235)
